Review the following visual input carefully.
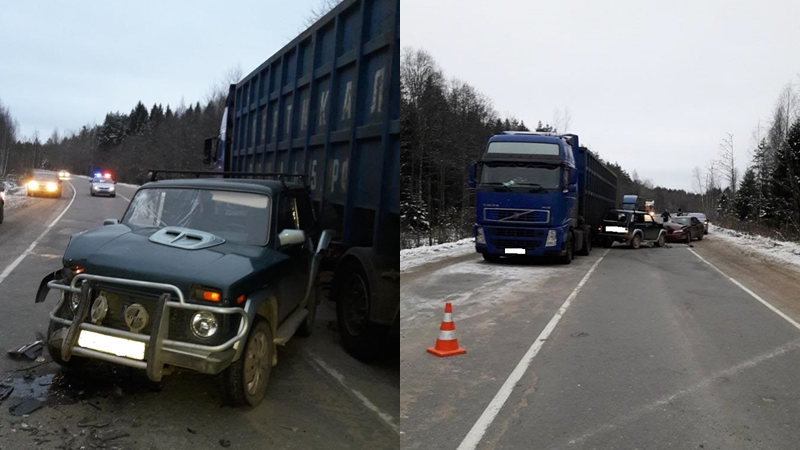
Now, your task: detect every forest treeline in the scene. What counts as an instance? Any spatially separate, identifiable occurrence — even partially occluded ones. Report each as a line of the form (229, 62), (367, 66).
(0, 95), (224, 185)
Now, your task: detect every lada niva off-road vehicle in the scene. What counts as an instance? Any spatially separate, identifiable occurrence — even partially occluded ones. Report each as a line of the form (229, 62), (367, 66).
(36, 171), (331, 406)
(598, 209), (667, 249)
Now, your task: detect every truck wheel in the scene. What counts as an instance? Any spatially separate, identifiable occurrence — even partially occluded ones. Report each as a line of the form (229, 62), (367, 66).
(482, 253), (501, 262)
(655, 233), (666, 247)
(631, 234), (642, 249)
(577, 232), (591, 256)
(335, 256), (390, 361)
(296, 287), (318, 337)
(557, 233), (573, 264)
(220, 319), (273, 407)
(47, 298), (87, 370)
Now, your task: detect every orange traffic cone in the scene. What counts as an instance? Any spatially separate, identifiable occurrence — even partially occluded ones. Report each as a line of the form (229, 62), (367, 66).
(427, 302), (466, 357)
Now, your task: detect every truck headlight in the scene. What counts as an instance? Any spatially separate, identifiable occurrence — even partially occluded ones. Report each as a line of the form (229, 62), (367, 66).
(476, 227), (486, 245)
(191, 311), (218, 338)
(545, 230), (558, 247)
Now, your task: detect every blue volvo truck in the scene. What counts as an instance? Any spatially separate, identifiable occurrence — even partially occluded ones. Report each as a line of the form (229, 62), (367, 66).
(470, 132), (617, 263)
(203, 0), (399, 359)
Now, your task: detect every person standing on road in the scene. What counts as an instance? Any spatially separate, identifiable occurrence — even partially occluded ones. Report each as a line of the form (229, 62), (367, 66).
(661, 209), (671, 223)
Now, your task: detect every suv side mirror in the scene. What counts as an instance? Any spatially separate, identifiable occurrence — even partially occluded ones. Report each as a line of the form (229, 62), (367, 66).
(103, 219), (119, 226)
(278, 229), (306, 247)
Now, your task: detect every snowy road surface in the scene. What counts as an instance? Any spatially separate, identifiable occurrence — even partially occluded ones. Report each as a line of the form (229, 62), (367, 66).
(401, 229), (800, 449)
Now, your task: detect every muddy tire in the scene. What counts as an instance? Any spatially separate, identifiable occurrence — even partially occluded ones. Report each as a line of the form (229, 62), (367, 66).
(336, 257), (390, 361)
(655, 233), (666, 248)
(47, 296), (87, 370)
(557, 233), (574, 264)
(577, 232), (591, 256)
(631, 234), (642, 249)
(220, 319), (273, 407)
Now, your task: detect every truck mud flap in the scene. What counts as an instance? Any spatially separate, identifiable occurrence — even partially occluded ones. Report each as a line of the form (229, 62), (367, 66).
(35, 270), (59, 303)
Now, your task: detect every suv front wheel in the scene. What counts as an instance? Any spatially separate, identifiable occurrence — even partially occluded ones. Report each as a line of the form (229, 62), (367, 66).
(631, 234), (642, 249)
(220, 319), (273, 407)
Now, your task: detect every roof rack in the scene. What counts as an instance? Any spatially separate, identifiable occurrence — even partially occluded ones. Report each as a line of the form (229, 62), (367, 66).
(147, 170), (307, 188)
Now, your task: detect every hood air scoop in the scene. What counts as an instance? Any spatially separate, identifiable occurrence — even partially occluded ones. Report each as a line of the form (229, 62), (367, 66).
(148, 227), (225, 250)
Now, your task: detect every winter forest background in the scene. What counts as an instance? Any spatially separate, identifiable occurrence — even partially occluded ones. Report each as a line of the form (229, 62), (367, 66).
(400, 47), (800, 249)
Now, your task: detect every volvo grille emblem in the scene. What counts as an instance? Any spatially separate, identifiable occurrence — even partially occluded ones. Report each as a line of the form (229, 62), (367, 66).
(90, 295), (108, 324)
(124, 304), (149, 333)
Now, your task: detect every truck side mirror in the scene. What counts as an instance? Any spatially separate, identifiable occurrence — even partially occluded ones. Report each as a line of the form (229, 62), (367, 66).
(468, 164), (476, 189)
(316, 230), (332, 254)
(279, 229), (306, 246)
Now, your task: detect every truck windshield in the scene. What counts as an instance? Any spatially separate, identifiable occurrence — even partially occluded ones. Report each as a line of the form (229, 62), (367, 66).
(480, 164), (559, 190)
(486, 142), (560, 155)
(122, 188), (271, 245)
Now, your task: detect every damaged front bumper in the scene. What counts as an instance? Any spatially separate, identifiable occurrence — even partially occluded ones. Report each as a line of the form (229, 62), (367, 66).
(42, 273), (249, 382)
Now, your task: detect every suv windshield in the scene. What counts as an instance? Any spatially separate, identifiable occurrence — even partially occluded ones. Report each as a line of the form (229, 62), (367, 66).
(122, 188), (271, 245)
(480, 163), (559, 190)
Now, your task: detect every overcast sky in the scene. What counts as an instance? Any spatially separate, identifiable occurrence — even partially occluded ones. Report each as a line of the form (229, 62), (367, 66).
(401, 0), (800, 192)
(0, 0), (323, 142)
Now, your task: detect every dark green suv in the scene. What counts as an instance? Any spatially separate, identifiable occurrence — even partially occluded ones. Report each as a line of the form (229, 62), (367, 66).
(598, 209), (666, 249)
(36, 174), (331, 407)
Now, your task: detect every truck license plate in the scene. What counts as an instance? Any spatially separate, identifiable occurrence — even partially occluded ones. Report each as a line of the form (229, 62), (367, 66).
(504, 248), (525, 254)
(77, 330), (146, 360)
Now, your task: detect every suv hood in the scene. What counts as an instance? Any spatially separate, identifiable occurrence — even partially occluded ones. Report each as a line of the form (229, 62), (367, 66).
(62, 224), (288, 302)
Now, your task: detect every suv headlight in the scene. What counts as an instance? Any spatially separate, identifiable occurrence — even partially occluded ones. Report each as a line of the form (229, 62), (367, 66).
(545, 230), (558, 247)
(476, 227), (486, 245)
(191, 312), (219, 338)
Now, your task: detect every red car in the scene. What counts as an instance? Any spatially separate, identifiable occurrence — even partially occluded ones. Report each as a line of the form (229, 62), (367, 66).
(664, 216), (705, 243)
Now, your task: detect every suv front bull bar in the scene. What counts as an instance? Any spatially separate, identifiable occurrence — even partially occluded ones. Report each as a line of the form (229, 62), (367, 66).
(45, 273), (249, 382)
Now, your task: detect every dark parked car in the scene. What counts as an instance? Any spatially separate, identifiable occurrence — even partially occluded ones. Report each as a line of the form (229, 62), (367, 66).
(686, 212), (709, 234)
(598, 209), (666, 249)
(27, 170), (63, 198)
(36, 174), (331, 407)
(664, 216), (704, 243)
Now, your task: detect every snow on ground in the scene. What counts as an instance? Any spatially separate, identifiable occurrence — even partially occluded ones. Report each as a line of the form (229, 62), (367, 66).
(400, 238), (475, 272)
(2, 179), (32, 210)
(709, 224), (800, 270)
(401, 256), (557, 329)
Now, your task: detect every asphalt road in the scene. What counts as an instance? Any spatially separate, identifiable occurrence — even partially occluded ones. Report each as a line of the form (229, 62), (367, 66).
(0, 175), (399, 450)
(401, 237), (800, 449)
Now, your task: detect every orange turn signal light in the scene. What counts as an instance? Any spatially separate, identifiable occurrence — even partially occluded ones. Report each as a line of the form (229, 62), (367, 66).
(237, 295), (246, 304)
(202, 291), (221, 302)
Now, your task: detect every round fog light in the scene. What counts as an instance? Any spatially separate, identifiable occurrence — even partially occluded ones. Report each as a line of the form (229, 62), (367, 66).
(191, 311), (218, 338)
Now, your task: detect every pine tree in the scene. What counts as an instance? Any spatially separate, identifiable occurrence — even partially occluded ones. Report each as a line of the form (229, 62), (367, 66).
(734, 167), (757, 220)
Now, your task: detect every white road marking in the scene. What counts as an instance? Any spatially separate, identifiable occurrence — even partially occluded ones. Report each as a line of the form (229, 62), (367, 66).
(689, 248), (800, 331)
(118, 193), (131, 203)
(567, 338), (800, 446)
(303, 350), (399, 434)
(0, 181), (77, 285)
(456, 252), (608, 450)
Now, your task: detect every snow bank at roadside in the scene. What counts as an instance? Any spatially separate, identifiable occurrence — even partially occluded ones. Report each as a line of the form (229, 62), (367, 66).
(709, 224), (800, 269)
(400, 238), (475, 272)
(2, 179), (32, 210)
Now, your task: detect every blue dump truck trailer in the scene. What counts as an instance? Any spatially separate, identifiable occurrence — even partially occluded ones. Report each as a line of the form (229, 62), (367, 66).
(204, 0), (399, 359)
(470, 132), (617, 263)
